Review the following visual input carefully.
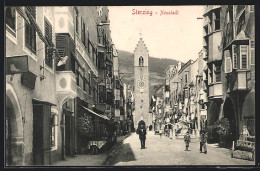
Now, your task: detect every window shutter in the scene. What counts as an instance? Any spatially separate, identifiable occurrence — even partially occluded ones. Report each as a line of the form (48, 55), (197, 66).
(240, 45), (248, 69)
(225, 57), (232, 73)
(232, 45), (238, 69)
(45, 19), (52, 43)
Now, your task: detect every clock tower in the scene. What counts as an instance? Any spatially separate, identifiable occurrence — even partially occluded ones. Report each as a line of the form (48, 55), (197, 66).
(133, 36), (150, 129)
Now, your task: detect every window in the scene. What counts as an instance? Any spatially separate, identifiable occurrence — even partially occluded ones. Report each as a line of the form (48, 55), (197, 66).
(232, 45), (238, 69)
(76, 70), (79, 86)
(50, 113), (57, 148)
(25, 7), (36, 54)
(44, 18), (53, 68)
(185, 74), (188, 84)
(208, 65), (213, 84)
(251, 40), (255, 65)
(240, 45), (248, 69)
(89, 73), (91, 95)
(214, 63), (221, 82)
(99, 85), (106, 103)
(139, 56), (144, 66)
(6, 7), (16, 37)
(214, 10), (220, 31)
(237, 11), (246, 35)
(81, 19), (85, 45)
(250, 5), (254, 12)
(75, 9), (79, 33)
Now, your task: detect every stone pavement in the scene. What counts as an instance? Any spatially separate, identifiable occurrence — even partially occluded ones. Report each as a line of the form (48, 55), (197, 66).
(52, 134), (130, 166)
(103, 131), (255, 166)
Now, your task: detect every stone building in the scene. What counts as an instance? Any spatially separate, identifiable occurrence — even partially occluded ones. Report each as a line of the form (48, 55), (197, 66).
(202, 5), (225, 142)
(5, 6), (117, 166)
(203, 5), (255, 145)
(221, 5), (255, 145)
(6, 6), (59, 165)
(133, 36), (150, 129)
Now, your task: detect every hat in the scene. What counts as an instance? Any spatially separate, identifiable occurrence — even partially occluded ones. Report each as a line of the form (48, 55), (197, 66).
(186, 131), (189, 134)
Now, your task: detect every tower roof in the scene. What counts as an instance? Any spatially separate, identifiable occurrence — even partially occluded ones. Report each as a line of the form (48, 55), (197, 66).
(134, 37), (149, 53)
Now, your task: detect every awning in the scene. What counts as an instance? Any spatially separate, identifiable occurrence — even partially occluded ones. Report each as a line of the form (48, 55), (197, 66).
(32, 98), (56, 106)
(81, 105), (109, 120)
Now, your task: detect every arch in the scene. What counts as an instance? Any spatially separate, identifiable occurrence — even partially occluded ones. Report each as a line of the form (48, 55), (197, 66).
(6, 83), (24, 166)
(223, 97), (236, 145)
(241, 90), (255, 135)
(139, 56), (144, 66)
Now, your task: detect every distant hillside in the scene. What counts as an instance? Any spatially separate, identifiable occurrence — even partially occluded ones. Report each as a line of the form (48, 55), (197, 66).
(117, 50), (183, 96)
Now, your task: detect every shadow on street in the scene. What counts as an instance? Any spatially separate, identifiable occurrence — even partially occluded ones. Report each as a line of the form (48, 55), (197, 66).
(103, 143), (136, 166)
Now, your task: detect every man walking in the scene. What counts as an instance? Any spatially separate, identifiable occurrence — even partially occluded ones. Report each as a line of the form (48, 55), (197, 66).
(137, 117), (147, 149)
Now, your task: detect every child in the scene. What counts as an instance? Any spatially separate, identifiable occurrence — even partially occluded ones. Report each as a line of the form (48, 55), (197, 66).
(184, 131), (191, 151)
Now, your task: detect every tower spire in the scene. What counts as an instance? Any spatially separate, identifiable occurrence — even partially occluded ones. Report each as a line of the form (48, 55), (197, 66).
(139, 29), (142, 39)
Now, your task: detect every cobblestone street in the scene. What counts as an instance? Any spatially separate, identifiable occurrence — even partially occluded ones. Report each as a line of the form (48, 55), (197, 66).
(103, 131), (254, 166)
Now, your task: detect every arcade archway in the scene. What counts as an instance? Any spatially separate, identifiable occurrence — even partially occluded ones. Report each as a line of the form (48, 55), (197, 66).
(223, 97), (236, 147)
(6, 84), (24, 166)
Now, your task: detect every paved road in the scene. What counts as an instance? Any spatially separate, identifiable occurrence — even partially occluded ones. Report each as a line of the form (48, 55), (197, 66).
(103, 131), (254, 166)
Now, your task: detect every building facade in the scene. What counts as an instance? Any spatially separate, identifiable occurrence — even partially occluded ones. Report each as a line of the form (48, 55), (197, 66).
(203, 5), (255, 145)
(5, 6), (120, 166)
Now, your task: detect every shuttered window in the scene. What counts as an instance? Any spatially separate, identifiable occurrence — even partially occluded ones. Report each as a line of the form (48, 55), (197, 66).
(240, 45), (248, 69)
(44, 18), (53, 68)
(25, 7), (36, 54)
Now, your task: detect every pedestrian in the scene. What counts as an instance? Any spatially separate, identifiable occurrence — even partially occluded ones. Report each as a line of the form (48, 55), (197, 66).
(184, 131), (191, 151)
(137, 117), (147, 149)
(200, 130), (207, 154)
(159, 128), (163, 138)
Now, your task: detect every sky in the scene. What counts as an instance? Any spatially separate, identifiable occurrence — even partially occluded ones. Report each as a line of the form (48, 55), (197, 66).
(108, 6), (204, 63)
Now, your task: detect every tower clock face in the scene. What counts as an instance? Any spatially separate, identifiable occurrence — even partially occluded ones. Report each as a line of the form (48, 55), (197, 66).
(137, 79), (145, 89)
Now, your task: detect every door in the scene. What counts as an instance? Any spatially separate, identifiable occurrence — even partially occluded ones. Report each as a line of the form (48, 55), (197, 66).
(65, 114), (71, 156)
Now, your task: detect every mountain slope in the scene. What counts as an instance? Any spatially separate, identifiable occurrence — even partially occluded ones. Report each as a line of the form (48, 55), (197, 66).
(117, 50), (183, 95)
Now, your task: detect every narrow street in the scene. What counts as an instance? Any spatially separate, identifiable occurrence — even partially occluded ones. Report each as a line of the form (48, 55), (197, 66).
(103, 131), (254, 166)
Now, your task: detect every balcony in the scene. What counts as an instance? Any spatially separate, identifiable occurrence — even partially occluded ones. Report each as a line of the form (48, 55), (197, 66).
(208, 82), (223, 99)
(56, 71), (77, 99)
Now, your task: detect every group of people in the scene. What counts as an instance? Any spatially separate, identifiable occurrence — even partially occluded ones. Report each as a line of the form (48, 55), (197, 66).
(136, 116), (208, 153)
(184, 130), (208, 154)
